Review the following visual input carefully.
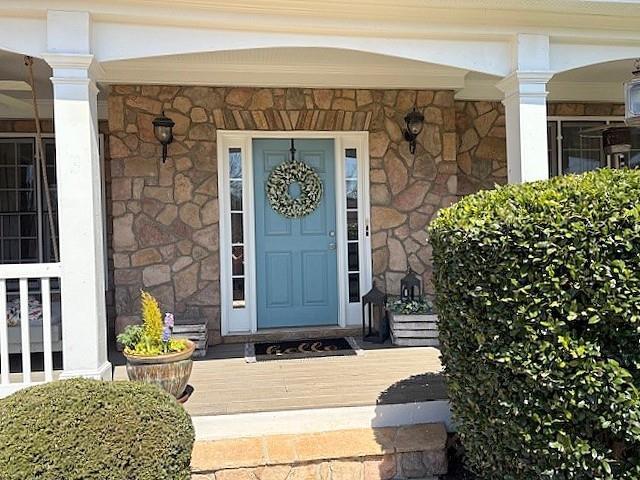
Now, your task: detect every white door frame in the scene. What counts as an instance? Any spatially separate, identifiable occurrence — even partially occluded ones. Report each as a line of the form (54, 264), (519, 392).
(217, 130), (372, 335)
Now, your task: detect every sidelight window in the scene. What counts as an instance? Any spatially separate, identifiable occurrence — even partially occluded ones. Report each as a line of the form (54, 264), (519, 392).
(228, 148), (246, 309)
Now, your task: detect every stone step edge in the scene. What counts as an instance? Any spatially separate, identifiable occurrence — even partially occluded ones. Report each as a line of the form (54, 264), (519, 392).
(192, 422), (447, 473)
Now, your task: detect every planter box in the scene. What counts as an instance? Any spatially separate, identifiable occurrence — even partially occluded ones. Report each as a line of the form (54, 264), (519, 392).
(172, 323), (208, 358)
(389, 312), (439, 347)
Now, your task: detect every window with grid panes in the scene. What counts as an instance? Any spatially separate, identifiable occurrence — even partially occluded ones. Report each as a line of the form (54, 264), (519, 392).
(0, 138), (58, 264)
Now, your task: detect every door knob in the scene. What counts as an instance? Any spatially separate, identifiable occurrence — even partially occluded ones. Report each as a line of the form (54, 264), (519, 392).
(328, 242), (336, 250)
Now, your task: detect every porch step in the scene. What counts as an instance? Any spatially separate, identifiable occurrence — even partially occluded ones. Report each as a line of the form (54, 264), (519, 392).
(191, 422), (447, 480)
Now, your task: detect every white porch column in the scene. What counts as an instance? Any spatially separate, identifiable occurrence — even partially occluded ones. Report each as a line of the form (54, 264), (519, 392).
(497, 34), (554, 184)
(44, 11), (111, 380)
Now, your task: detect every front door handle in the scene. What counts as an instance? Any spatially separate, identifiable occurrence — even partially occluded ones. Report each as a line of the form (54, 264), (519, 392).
(328, 242), (336, 250)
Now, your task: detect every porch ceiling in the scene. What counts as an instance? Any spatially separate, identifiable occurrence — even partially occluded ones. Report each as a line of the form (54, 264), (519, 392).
(458, 58), (638, 103)
(101, 47), (469, 90)
(0, 48), (109, 119)
(0, 50), (52, 117)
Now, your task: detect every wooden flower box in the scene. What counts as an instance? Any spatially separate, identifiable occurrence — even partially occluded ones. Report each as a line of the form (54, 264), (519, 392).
(389, 312), (439, 347)
(172, 323), (208, 358)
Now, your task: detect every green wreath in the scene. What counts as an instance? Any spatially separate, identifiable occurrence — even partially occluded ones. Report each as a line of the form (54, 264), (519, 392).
(266, 161), (323, 218)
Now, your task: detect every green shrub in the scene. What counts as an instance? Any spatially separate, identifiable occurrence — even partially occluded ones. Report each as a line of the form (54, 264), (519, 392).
(0, 378), (194, 480)
(429, 169), (640, 479)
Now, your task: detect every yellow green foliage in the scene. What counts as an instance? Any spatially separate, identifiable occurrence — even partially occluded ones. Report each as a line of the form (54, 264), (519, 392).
(141, 290), (163, 343)
(116, 290), (188, 356)
(168, 338), (187, 352)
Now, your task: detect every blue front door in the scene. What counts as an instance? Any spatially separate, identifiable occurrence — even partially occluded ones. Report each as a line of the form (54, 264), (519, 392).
(253, 139), (338, 328)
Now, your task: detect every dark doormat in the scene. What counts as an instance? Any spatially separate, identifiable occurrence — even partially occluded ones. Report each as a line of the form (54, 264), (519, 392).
(251, 337), (357, 361)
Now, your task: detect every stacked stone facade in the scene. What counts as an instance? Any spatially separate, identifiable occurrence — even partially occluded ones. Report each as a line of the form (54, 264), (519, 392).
(456, 101), (626, 195)
(455, 101), (507, 195)
(0, 100), (626, 343)
(108, 86), (457, 341)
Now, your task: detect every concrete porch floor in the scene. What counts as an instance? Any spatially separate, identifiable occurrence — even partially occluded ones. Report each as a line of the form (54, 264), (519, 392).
(112, 342), (447, 417)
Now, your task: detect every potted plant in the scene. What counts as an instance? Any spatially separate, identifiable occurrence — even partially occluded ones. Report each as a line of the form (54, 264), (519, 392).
(117, 290), (195, 399)
(387, 296), (439, 347)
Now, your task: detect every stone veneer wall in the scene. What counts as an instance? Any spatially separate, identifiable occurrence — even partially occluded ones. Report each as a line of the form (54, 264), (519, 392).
(108, 86), (458, 342)
(455, 102), (626, 195)
(455, 101), (507, 195)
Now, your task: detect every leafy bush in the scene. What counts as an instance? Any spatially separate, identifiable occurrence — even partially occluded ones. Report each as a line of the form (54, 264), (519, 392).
(429, 169), (640, 479)
(0, 378), (194, 480)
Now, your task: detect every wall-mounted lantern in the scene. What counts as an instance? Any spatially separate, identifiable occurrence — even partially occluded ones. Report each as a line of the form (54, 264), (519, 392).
(152, 111), (175, 163)
(625, 59), (640, 127)
(403, 107), (424, 155)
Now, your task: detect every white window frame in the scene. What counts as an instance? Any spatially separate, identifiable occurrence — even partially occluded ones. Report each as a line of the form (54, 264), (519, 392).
(217, 131), (372, 335)
(0, 132), (107, 283)
(548, 116), (625, 176)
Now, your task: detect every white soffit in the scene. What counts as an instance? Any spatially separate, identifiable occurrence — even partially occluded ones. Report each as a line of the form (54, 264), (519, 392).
(101, 47), (469, 90)
(457, 59), (634, 102)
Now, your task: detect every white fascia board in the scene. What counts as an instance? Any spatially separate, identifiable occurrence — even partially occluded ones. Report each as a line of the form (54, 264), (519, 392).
(93, 22), (511, 76)
(0, 16), (46, 58)
(7, 0), (640, 35)
(550, 41), (640, 74)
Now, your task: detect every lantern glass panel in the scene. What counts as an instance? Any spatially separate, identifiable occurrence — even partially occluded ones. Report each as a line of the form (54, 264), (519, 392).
(408, 118), (423, 135)
(400, 270), (422, 301)
(154, 125), (172, 144)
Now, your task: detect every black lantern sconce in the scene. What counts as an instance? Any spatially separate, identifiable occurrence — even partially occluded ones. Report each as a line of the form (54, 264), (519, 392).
(152, 111), (175, 163)
(361, 282), (389, 344)
(400, 268), (422, 301)
(403, 107), (424, 155)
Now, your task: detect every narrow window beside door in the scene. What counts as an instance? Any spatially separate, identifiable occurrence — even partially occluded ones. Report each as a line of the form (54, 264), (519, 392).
(229, 148), (246, 309)
(345, 148), (360, 303)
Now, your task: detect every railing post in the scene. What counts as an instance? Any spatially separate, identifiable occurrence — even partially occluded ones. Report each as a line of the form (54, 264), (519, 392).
(44, 11), (111, 380)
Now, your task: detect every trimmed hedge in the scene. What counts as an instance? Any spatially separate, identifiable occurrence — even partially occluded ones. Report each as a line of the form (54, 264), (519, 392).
(0, 378), (194, 480)
(429, 169), (640, 479)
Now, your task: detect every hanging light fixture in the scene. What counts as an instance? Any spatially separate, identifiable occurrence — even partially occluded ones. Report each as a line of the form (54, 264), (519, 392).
(152, 111), (175, 163)
(289, 138), (296, 162)
(625, 58), (640, 127)
(403, 107), (425, 154)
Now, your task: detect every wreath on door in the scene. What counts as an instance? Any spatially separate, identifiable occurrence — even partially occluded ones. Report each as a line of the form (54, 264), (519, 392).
(266, 161), (323, 219)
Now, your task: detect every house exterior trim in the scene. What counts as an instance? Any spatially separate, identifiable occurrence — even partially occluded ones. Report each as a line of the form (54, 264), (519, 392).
(217, 130), (372, 335)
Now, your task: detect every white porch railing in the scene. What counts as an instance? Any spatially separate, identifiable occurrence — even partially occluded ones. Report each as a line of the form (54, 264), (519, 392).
(0, 262), (62, 397)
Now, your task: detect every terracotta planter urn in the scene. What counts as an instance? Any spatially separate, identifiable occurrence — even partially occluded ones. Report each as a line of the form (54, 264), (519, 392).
(124, 340), (196, 398)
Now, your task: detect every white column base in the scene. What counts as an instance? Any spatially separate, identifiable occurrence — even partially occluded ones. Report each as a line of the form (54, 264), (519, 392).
(59, 361), (113, 381)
